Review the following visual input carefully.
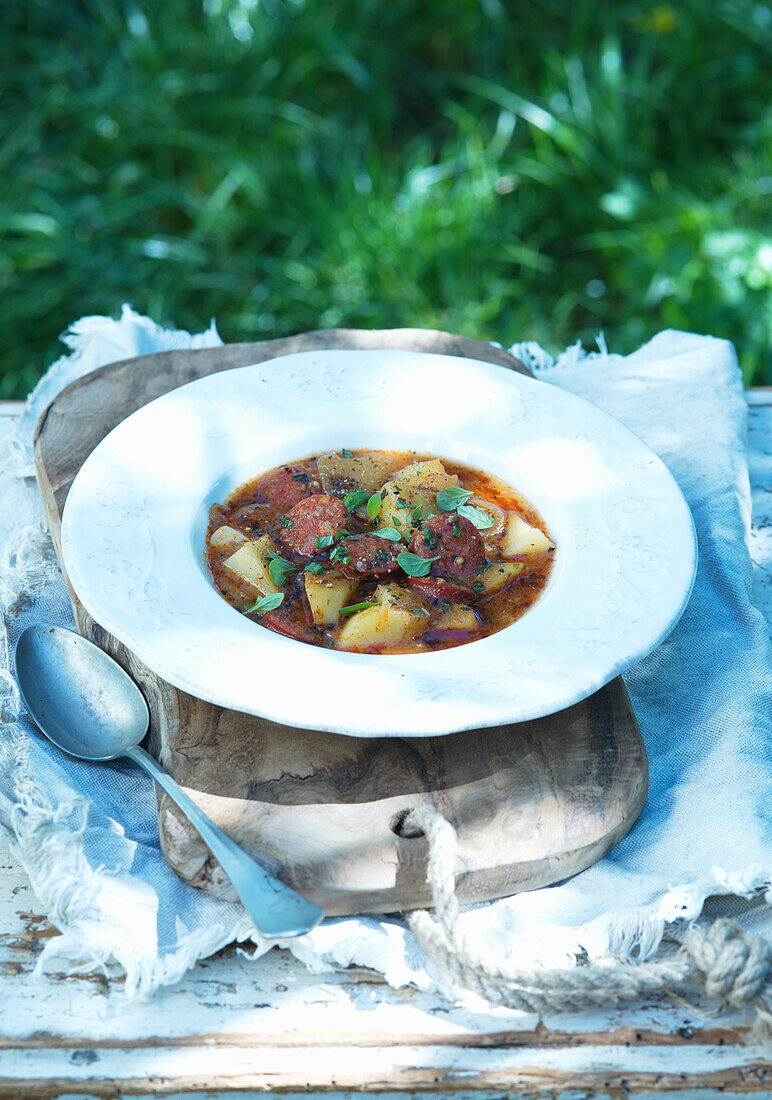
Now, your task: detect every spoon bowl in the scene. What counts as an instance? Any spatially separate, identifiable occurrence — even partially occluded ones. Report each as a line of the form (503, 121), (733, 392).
(15, 624), (149, 761)
(14, 624), (324, 939)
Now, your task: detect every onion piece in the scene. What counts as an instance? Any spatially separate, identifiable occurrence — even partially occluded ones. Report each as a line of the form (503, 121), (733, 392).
(467, 495), (506, 537)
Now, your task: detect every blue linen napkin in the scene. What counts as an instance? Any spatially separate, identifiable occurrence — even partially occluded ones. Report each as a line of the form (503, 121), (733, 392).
(1, 309), (769, 995)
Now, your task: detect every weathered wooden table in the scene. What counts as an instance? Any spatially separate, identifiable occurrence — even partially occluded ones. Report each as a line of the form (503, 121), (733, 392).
(1, 393), (770, 1097)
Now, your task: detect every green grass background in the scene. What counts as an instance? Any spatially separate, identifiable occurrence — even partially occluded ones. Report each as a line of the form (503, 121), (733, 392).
(3, 0), (771, 398)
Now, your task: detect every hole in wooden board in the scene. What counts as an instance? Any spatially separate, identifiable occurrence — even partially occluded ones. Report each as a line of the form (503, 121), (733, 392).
(390, 809), (425, 838)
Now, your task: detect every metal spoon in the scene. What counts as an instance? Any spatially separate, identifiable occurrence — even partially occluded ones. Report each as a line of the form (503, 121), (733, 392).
(14, 624), (324, 939)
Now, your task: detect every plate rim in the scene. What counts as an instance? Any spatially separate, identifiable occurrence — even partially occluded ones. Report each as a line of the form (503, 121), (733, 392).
(60, 347), (698, 737)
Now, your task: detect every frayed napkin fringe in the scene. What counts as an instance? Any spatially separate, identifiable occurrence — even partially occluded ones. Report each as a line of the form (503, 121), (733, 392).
(8, 738), (260, 999)
(2, 304), (221, 479)
(509, 334), (609, 373)
(0, 521), (58, 615)
(574, 867), (770, 963)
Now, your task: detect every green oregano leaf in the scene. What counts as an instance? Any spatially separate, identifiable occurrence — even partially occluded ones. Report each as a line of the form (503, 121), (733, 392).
(338, 601), (378, 616)
(304, 562), (324, 574)
(435, 486), (474, 511)
(372, 527), (401, 541)
(315, 534), (335, 549)
(412, 505), (422, 522)
(267, 552), (296, 587)
(457, 503), (495, 530)
(397, 551), (441, 577)
(341, 448), (353, 457)
(366, 492), (382, 521)
(244, 591), (284, 614)
(343, 489), (370, 512)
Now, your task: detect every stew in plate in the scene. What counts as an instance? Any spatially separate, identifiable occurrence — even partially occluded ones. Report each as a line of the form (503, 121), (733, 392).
(206, 449), (555, 654)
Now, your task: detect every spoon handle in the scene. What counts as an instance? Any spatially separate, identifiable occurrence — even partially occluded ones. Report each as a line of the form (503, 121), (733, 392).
(126, 745), (324, 939)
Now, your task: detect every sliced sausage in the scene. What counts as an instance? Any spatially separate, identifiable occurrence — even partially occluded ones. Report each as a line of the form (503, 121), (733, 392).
(278, 494), (348, 558)
(336, 536), (401, 578)
(256, 465), (319, 509)
(260, 609), (320, 645)
(407, 576), (474, 604)
(409, 514), (485, 579)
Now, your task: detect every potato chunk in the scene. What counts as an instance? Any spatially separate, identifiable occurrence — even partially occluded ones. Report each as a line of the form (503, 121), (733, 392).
(210, 525), (248, 552)
(378, 482), (413, 539)
(317, 451), (405, 495)
(433, 604), (480, 631)
(500, 513), (555, 557)
(379, 459), (459, 536)
(304, 571), (357, 625)
(476, 561), (524, 595)
(374, 582), (429, 613)
(222, 535), (283, 595)
(337, 583), (429, 650)
(392, 459), (458, 507)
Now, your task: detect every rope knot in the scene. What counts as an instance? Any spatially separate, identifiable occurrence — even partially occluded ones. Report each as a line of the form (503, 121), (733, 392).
(402, 806), (772, 1029)
(684, 919), (772, 1005)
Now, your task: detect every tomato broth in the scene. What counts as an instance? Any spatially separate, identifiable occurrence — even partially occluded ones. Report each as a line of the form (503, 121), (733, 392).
(206, 449), (555, 653)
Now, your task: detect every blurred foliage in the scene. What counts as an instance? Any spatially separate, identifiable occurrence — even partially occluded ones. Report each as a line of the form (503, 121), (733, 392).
(1, 0), (771, 397)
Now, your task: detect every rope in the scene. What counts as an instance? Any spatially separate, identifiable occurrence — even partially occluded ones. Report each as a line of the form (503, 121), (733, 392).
(402, 806), (772, 1026)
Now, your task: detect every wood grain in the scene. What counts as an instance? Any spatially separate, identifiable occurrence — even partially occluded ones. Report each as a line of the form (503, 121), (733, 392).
(3, 1063), (771, 1098)
(1, 850), (764, 1098)
(32, 327), (648, 916)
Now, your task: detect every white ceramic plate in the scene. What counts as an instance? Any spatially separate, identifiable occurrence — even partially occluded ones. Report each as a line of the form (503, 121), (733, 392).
(61, 349), (696, 738)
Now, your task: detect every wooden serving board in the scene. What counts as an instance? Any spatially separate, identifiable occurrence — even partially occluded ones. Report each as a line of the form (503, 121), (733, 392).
(33, 328), (648, 916)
